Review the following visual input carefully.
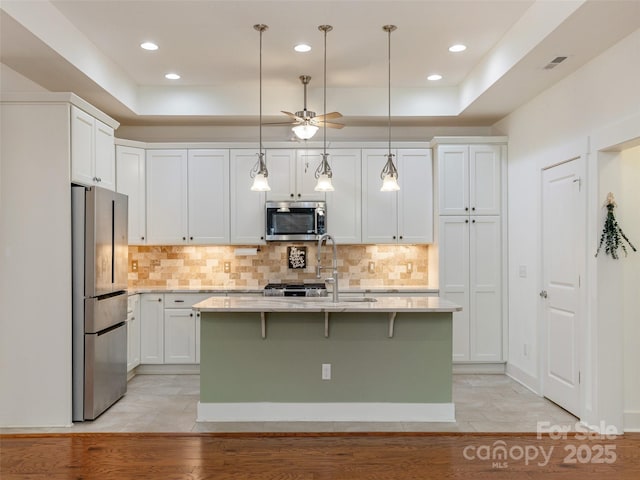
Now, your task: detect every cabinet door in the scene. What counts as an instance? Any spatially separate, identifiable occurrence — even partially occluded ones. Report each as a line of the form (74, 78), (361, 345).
(195, 311), (201, 364)
(469, 145), (501, 215)
(188, 149), (230, 244)
(127, 294), (141, 372)
(146, 150), (188, 244)
(398, 149), (433, 243)
(230, 150), (266, 244)
(116, 145), (146, 244)
(326, 149), (361, 243)
(362, 149), (398, 243)
(469, 216), (502, 361)
(296, 150), (326, 201)
(439, 216), (470, 361)
(164, 308), (196, 364)
(264, 149), (296, 200)
(94, 119), (115, 190)
(70, 105), (95, 186)
(438, 145), (469, 216)
(140, 295), (164, 364)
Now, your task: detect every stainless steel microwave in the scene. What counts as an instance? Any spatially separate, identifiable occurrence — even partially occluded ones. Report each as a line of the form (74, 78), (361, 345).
(265, 201), (326, 241)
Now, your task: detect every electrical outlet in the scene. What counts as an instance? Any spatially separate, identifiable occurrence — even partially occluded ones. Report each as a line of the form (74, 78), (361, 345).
(407, 262), (413, 273)
(131, 260), (138, 272)
(224, 261), (231, 273)
(322, 363), (331, 380)
(368, 261), (375, 274)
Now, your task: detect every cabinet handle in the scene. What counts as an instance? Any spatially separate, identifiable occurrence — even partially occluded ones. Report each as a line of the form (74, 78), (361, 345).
(174, 300), (185, 303)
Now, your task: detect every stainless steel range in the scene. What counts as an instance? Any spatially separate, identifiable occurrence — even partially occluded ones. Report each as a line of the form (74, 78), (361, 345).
(263, 283), (328, 297)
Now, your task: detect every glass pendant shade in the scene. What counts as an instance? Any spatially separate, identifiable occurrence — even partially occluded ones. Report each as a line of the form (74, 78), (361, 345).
(380, 173), (400, 192)
(314, 173), (334, 191)
(250, 172), (270, 191)
(292, 123), (319, 140)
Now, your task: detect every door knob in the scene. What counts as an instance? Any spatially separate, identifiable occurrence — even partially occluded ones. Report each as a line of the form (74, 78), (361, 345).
(539, 290), (548, 298)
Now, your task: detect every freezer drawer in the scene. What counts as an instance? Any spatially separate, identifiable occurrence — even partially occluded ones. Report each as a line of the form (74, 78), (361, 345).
(83, 323), (127, 420)
(85, 291), (127, 334)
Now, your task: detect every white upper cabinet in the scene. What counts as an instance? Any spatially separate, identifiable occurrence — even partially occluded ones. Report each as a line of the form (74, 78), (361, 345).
(266, 149), (325, 201)
(438, 144), (501, 216)
(325, 149), (362, 244)
(146, 149), (189, 244)
(230, 150), (266, 244)
(71, 105), (115, 190)
(187, 149), (230, 244)
(362, 148), (433, 244)
(116, 145), (146, 245)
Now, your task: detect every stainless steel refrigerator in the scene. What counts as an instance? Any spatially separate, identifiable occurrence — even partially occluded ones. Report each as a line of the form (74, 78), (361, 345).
(72, 185), (128, 421)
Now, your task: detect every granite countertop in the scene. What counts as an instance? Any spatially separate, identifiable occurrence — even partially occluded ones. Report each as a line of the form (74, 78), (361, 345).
(193, 295), (460, 313)
(129, 286), (439, 295)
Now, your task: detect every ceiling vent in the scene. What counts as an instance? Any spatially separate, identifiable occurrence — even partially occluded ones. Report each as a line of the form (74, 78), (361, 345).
(544, 56), (568, 70)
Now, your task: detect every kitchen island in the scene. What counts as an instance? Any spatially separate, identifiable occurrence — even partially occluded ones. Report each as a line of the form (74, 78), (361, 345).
(193, 296), (461, 423)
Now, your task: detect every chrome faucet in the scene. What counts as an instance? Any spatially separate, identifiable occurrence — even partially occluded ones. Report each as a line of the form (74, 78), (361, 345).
(317, 233), (339, 302)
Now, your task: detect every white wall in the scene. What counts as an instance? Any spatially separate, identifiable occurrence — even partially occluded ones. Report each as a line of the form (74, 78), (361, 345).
(493, 28), (640, 429)
(0, 103), (73, 427)
(0, 63), (48, 93)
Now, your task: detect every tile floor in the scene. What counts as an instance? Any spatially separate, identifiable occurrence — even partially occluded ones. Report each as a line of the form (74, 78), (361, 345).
(1, 374), (578, 433)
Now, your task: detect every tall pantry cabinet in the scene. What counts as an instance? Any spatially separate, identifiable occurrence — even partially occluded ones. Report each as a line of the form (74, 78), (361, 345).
(433, 138), (507, 364)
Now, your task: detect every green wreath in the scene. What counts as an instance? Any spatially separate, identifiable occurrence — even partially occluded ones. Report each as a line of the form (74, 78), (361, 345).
(595, 193), (637, 259)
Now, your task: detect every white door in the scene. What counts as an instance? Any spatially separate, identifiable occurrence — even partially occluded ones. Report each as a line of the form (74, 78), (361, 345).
(70, 105), (95, 186)
(265, 149), (296, 200)
(469, 145), (501, 215)
(397, 149), (433, 243)
(229, 150), (266, 244)
(146, 150), (188, 244)
(362, 149), (398, 243)
(326, 149), (362, 243)
(188, 149), (230, 244)
(94, 119), (116, 191)
(438, 145), (469, 216)
(541, 158), (584, 416)
(164, 309), (196, 364)
(116, 145), (146, 244)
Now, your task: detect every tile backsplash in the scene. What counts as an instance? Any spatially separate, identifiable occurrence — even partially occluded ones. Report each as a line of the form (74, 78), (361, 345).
(128, 244), (430, 289)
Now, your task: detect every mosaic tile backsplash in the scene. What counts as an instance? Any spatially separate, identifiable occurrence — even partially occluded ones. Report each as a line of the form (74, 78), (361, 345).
(128, 244), (430, 289)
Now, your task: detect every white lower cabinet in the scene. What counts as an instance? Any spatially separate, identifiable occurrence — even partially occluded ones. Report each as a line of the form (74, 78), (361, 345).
(439, 215), (502, 362)
(126, 294), (141, 372)
(140, 294), (164, 364)
(164, 308), (196, 364)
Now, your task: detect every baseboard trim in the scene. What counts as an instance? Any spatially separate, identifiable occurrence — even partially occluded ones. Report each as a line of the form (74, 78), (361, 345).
(452, 362), (506, 374)
(505, 363), (540, 395)
(134, 364), (200, 375)
(197, 402), (456, 423)
(624, 411), (640, 432)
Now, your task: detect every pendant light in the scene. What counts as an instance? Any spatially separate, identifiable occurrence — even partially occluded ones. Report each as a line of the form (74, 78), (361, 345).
(314, 25), (334, 192)
(380, 24), (400, 192)
(250, 24), (270, 191)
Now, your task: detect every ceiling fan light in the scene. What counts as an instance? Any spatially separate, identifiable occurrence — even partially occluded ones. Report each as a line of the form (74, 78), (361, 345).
(314, 174), (334, 192)
(381, 173), (400, 192)
(292, 123), (319, 140)
(250, 173), (271, 191)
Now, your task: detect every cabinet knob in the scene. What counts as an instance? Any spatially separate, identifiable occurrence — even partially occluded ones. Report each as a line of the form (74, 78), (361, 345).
(472, 219), (476, 223)
(158, 298), (162, 302)
(290, 193), (294, 198)
(141, 236), (145, 240)
(472, 207), (476, 211)
(465, 207), (469, 211)
(393, 235), (396, 240)
(196, 313), (200, 317)
(182, 237), (186, 241)
(190, 236), (194, 240)
(399, 235), (403, 240)
(465, 219), (469, 223)
(97, 177), (102, 182)
(260, 236), (264, 240)
(297, 193), (301, 197)
(190, 313), (194, 317)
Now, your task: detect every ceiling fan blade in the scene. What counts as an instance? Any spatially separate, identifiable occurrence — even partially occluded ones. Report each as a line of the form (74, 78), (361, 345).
(281, 111), (301, 120)
(263, 122), (297, 126)
(316, 121), (345, 129)
(315, 112), (342, 121)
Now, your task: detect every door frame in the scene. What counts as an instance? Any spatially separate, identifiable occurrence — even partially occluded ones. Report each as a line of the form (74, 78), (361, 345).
(538, 152), (587, 419)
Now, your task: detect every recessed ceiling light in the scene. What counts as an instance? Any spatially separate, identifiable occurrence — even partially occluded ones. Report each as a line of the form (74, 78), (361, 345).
(140, 42), (159, 51)
(427, 74), (443, 81)
(449, 44), (466, 53)
(165, 73), (181, 80)
(294, 43), (312, 53)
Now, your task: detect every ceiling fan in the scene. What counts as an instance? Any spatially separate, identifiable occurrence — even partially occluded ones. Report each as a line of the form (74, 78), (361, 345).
(269, 75), (344, 139)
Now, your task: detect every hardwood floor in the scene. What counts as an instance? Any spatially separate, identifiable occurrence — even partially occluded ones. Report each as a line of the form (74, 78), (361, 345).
(2, 432), (639, 479)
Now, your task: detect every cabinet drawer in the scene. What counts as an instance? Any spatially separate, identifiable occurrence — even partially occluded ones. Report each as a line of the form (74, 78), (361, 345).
(164, 293), (222, 308)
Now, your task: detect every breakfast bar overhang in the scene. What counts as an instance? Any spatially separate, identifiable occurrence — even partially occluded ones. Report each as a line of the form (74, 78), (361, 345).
(193, 296), (462, 423)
